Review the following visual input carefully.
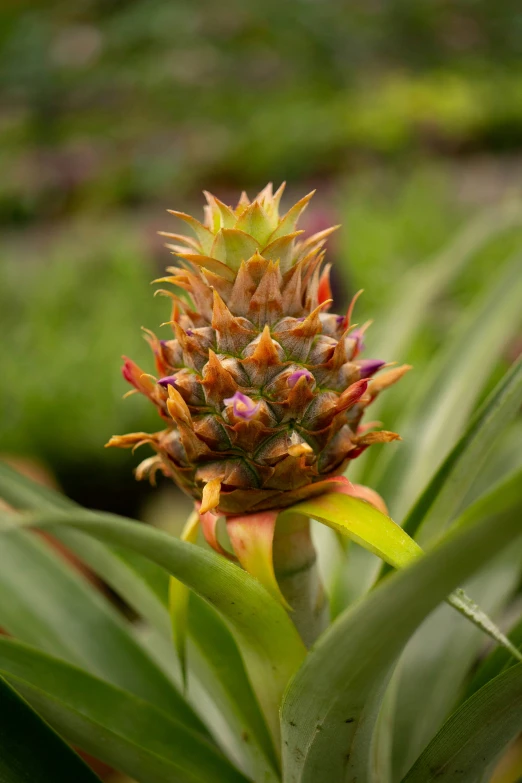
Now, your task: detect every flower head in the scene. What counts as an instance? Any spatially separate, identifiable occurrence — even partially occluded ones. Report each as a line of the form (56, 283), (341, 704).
(108, 185), (409, 517)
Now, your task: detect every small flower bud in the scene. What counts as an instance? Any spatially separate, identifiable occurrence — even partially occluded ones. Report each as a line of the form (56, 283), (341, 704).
(287, 368), (314, 388)
(357, 359), (386, 379)
(157, 375), (178, 388)
(224, 391), (261, 421)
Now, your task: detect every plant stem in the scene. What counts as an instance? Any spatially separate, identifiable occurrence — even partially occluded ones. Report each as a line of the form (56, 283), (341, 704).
(272, 512), (329, 647)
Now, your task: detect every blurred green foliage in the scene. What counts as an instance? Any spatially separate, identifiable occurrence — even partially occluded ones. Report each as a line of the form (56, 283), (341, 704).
(1, 219), (160, 461)
(1, 0), (522, 222)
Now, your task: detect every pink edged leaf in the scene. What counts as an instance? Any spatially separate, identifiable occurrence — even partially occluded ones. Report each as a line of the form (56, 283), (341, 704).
(333, 479), (389, 515)
(168, 510), (200, 690)
(227, 511), (292, 611)
(280, 490), (423, 569)
(282, 487), (522, 659)
(198, 506), (235, 559)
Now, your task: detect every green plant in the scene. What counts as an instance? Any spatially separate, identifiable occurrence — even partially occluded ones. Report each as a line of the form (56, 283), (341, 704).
(0, 185), (521, 783)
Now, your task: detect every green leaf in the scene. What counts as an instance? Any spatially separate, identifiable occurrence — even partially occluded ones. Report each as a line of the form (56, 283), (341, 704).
(321, 473), (522, 777)
(402, 664), (522, 782)
(0, 639), (248, 783)
(403, 356), (522, 545)
(350, 203), (522, 487)
(211, 229), (260, 271)
(0, 462), (279, 781)
(370, 671), (399, 783)
(391, 544), (522, 779)
(267, 191), (314, 243)
(0, 525), (202, 728)
(466, 611), (522, 698)
(0, 673), (101, 783)
(280, 487), (522, 783)
(366, 203), (522, 370)
(282, 493), (423, 568)
(339, 253), (522, 611)
(371, 250), (522, 519)
(186, 597), (281, 780)
(0, 505), (306, 753)
(261, 232), (303, 271)
(398, 465), (522, 777)
(235, 201), (273, 246)
(0, 458), (74, 513)
(66, 542), (280, 781)
(168, 210), (215, 254)
(175, 252), (236, 281)
(286, 491), (521, 658)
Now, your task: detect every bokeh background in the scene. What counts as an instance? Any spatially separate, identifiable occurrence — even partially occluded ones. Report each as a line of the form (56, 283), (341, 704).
(2, 0), (522, 523)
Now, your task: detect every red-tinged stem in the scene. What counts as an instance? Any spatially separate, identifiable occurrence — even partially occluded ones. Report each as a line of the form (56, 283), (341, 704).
(272, 512), (329, 647)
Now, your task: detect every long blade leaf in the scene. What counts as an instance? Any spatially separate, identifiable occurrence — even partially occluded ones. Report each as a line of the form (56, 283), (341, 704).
(391, 543), (522, 779)
(0, 505), (306, 752)
(0, 525), (201, 728)
(284, 489), (521, 657)
(350, 203), (522, 486)
(402, 664), (522, 783)
(366, 202), (522, 365)
(0, 639), (249, 783)
(403, 356), (522, 545)
(280, 487), (522, 782)
(371, 250), (522, 518)
(0, 674), (101, 783)
(466, 611), (522, 698)
(0, 461), (279, 780)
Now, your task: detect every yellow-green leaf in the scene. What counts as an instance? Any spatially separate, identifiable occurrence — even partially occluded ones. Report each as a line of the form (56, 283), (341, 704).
(286, 492), (521, 659)
(281, 492), (423, 568)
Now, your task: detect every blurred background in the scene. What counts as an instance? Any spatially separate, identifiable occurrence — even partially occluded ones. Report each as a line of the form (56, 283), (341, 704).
(1, 0), (522, 523)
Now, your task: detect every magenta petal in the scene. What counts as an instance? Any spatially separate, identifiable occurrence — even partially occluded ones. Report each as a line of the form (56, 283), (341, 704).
(158, 375), (178, 388)
(224, 391), (261, 420)
(287, 368), (314, 388)
(226, 511), (290, 609)
(357, 359), (386, 379)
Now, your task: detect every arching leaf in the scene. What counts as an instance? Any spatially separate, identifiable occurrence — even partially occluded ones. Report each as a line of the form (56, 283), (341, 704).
(0, 674), (101, 783)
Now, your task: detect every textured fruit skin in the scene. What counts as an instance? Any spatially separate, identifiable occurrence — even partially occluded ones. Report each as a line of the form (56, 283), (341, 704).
(107, 184), (409, 515)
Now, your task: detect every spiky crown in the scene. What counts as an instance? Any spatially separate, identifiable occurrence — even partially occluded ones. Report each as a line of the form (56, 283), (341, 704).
(107, 184), (409, 516)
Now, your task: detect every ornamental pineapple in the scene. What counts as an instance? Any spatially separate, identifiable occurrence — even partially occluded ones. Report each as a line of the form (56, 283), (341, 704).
(107, 184), (409, 516)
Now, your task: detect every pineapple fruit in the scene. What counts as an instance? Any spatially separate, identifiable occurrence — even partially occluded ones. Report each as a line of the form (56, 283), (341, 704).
(107, 184), (408, 517)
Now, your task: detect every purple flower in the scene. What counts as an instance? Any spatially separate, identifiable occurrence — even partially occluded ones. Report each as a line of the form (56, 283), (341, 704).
(357, 359), (386, 379)
(224, 391), (261, 421)
(287, 368), (314, 388)
(158, 375), (178, 389)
